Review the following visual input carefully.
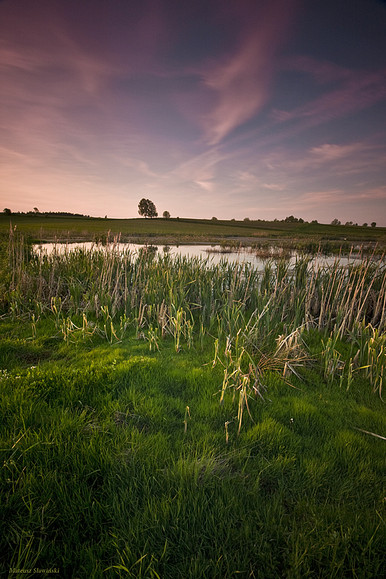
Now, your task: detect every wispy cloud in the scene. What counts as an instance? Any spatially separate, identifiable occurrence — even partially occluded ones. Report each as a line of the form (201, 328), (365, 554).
(261, 182), (286, 191)
(195, 180), (215, 193)
(262, 140), (384, 176)
(114, 156), (159, 178)
(298, 71), (386, 124)
(309, 143), (364, 162)
(201, 35), (271, 145)
(273, 56), (386, 130)
(294, 189), (347, 208)
(295, 186), (386, 209)
(199, 0), (298, 144)
(354, 185), (386, 201)
(168, 148), (228, 190)
(285, 55), (351, 85)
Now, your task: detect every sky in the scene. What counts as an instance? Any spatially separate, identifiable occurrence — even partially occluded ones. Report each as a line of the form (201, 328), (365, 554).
(1, 0), (386, 225)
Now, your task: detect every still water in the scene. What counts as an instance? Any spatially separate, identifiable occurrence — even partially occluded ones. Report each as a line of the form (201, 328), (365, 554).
(34, 242), (363, 270)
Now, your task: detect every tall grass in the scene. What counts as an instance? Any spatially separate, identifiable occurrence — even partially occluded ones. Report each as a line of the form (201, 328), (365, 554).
(5, 235), (385, 333)
(3, 234), (385, 412)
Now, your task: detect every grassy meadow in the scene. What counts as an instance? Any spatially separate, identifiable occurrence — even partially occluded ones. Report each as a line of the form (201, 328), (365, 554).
(0, 232), (385, 577)
(1, 213), (386, 250)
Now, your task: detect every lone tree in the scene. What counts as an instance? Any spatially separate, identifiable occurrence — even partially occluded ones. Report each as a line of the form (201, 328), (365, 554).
(138, 198), (158, 218)
(3, 208), (11, 215)
(163, 210), (170, 219)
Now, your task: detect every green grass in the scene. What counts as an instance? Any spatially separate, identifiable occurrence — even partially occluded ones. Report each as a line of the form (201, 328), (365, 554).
(0, 236), (385, 577)
(1, 214), (386, 248)
(0, 321), (384, 578)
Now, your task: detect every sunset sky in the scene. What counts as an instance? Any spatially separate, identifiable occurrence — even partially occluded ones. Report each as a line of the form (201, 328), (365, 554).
(1, 0), (386, 224)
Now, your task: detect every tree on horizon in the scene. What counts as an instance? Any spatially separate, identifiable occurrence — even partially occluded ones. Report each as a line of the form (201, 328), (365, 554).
(138, 198), (158, 218)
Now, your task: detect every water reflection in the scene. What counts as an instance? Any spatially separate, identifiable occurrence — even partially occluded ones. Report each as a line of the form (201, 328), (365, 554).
(34, 242), (362, 270)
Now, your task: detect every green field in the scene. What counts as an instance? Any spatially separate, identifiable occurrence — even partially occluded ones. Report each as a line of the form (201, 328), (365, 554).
(1, 214), (386, 248)
(0, 234), (385, 577)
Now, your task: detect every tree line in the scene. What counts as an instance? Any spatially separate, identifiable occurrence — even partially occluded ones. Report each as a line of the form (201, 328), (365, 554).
(2, 208), (91, 218)
(2, 204), (378, 228)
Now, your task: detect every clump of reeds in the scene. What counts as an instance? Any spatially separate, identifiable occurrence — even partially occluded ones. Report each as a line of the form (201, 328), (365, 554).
(212, 321), (310, 434)
(5, 236), (385, 335)
(252, 245), (292, 260)
(6, 238), (385, 332)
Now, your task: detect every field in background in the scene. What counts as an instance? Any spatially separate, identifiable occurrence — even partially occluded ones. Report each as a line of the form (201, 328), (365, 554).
(1, 214), (386, 248)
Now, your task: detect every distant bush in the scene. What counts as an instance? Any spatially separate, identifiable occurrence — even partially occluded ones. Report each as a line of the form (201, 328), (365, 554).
(284, 215), (304, 223)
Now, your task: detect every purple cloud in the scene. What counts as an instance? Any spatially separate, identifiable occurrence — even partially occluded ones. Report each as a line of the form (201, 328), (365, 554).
(199, 0), (299, 144)
(273, 60), (386, 130)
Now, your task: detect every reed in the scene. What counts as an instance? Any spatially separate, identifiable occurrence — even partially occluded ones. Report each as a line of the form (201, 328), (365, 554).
(3, 234), (385, 414)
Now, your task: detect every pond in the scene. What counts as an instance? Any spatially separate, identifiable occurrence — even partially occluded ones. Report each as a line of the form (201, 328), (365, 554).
(33, 241), (364, 270)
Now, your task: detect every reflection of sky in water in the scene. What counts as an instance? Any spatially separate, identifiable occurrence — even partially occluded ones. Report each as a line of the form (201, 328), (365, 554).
(34, 243), (362, 271)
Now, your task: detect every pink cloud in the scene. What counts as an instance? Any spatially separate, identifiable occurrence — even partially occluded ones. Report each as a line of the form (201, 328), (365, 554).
(295, 190), (346, 207)
(200, 0), (299, 144)
(270, 109), (294, 122)
(262, 183), (286, 191)
(285, 55), (351, 84)
(201, 36), (270, 145)
(293, 186), (386, 210)
(309, 143), (366, 162)
(262, 140), (384, 176)
(195, 180), (215, 193)
(272, 64), (386, 131)
(237, 171), (259, 185)
(168, 148), (228, 188)
(116, 156), (159, 178)
(355, 185), (386, 201)
(300, 71), (386, 122)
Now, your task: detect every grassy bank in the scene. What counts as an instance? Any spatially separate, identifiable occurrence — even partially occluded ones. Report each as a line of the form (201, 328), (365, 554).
(1, 214), (386, 250)
(0, 236), (385, 577)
